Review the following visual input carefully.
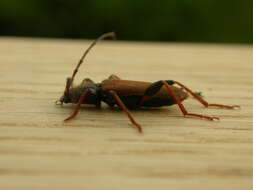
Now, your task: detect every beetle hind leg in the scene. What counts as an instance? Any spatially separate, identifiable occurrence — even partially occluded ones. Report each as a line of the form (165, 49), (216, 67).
(162, 81), (219, 120)
(141, 80), (221, 121)
(173, 81), (240, 109)
(161, 81), (220, 120)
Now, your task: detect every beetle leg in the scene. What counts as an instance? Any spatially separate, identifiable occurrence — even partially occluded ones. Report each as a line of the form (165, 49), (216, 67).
(109, 90), (142, 133)
(173, 81), (240, 109)
(161, 81), (219, 121)
(108, 74), (121, 80)
(64, 90), (91, 122)
(141, 80), (219, 121)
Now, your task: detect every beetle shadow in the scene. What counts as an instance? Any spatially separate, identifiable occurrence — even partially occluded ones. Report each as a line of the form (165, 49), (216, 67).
(60, 102), (175, 115)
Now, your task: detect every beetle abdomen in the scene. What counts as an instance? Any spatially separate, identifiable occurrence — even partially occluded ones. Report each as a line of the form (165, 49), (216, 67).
(141, 97), (175, 107)
(117, 95), (175, 109)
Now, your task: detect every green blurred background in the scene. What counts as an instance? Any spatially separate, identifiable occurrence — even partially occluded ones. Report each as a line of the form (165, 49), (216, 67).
(0, 0), (252, 43)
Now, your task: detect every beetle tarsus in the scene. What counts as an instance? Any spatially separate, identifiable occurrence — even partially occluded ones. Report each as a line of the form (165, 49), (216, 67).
(185, 113), (220, 121)
(207, 104), (240, 109)
(133, 122), (143, 133)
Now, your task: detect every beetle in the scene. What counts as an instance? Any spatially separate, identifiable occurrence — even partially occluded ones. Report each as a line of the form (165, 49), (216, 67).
(55, 32), (240, 133)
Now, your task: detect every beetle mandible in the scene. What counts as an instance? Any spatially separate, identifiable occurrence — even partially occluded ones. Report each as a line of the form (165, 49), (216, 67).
(55, 32), (240, 133)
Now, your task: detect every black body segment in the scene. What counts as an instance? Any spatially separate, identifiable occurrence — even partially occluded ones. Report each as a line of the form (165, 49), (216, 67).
(144, 80), (174, 96)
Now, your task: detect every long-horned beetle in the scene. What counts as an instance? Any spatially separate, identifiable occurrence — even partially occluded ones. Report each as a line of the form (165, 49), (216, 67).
(56, 32), (240, 133)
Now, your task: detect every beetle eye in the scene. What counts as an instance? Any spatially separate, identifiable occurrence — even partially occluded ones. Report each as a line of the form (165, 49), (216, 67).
(63, 95), (71, 103)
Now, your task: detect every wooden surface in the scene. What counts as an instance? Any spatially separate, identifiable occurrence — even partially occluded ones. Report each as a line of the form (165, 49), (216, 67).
(0, 37), (253, 190)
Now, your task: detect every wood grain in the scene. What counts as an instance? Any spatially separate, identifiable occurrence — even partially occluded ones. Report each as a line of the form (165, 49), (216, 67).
(0, 37), (253, 190)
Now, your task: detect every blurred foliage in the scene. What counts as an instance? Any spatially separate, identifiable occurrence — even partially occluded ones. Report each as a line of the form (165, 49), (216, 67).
(0, 0), (252, 43)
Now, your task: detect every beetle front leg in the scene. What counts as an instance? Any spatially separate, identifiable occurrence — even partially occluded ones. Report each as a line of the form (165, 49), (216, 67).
(64, 90), (91, 122)
(109, 90), (143, 133)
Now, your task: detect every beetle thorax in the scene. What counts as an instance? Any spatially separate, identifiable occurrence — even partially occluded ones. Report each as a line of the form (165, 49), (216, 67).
(67, 79), (101, 105)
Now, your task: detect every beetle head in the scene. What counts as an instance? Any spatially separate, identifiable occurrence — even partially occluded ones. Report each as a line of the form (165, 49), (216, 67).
(56, 78), (100, 106)
(55, 32), (115, 106)
(55, 77), (73, 105)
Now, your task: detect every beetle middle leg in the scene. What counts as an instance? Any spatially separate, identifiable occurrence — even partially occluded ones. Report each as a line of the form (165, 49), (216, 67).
(108, 74), (121, 80)
(109, 90), (142, 133)
(64, 90), (91, 122)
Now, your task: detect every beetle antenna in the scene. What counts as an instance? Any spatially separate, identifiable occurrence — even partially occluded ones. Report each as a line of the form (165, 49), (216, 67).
(66, 32), (116, 94)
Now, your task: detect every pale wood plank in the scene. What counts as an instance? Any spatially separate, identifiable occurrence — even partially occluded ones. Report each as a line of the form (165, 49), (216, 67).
(0, 37), (253, 190)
